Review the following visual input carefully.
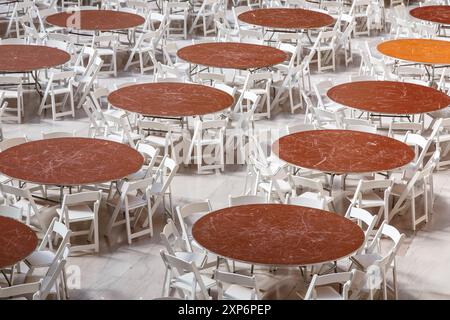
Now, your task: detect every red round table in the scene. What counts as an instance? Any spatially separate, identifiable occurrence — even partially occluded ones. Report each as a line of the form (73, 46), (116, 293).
(327, 81), (450, 115)
(0, 216), (37, 269)
(0, 44), (70, 73)
(177, 42), (288, 70)
(238, 8), (334, 30)
(0, 138), (144, 186)
(192, 204), (364, 266)
(107, 82), (234, 117)
(46, 9), (145, 31)
(272, 130), (415, 175)
(410, 5), (450, 25)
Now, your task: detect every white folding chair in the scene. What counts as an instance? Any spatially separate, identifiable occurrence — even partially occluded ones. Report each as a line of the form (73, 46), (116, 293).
(57, 191), (102, 253)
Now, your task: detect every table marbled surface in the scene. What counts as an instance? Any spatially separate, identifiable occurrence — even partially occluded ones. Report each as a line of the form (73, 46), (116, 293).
(177, 42), (288, 70)
(0, 45), (70, 73)
(410, 5), (450, 25)
(46, 10), (145, 31)
(108, 82), (234, 117)
(239, 8), (334, 29)
(0, 138), (143, 186)
(193, 204), (364, 266)
(272, 130), (415, 174)
(327, 80), (450, 114)
(0, 216), (37, 269)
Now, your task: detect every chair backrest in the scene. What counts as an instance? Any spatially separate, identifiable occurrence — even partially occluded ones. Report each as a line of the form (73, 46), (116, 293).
(345, 206), (378, 253)
(0, 204), (24, 220)
(349, 178), (392, 207)
(285, 194), (326, 210)
(175, 200), (211, 249)
(229, 195), (267, 206)
(60, 191), (102, 223)
(160, 250), (210, 300)
(0, 135), (28, 151)
(136, 143), (160, 177)
(286, 123), (316, 134)
(366, 221), (405, 270)
(160, 218), (187, 255)
(288, 175), (327, 197)
(41, 131), (75, 139)
(305, 271), (353, 300)
(345, 124), (377, 133)
(215, 270), (259, 300)
(0, 184), (44, 229)
(38, 217), (72, 263)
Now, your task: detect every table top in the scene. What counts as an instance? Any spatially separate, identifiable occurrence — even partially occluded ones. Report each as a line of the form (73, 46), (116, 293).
(0, 216), (38, 269)
(0, 138), (144, 186)
(238, 8), (334, 30)
(377, 38), (450, 65)
(327, 80), (450, 115)
(192, 204), (364, 266)
(272, 130), (415, 174)
(177, 42), (288, 70)
(410, 5), (450, 25)
(0, 44), (70, 73)
(46, 9), (145, 31)
(107, 82), (234, 117)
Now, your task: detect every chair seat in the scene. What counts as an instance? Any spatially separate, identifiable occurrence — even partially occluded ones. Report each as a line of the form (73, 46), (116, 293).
(0, 90), (20, 98)
(96, 48), (115, 56)
(56, 204), (94, 222)
(300, 191), (334, 204)
(24, 250), (55, 268)
(224, 285), (256, 300)
(172, 272), (216, 292)
(258, 179), (292, 193)
(346, 191), (384, 208)
(391, 183), (424, 198)
(104, 109), (127, 118)
(175, 251), (207, 268)
(49, 86), (72, 95)
(351, 253), (382, 270)
(314, 286), (345, 300)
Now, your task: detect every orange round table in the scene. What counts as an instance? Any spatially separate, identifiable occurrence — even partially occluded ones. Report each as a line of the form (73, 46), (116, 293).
(177, 42), (288, 70)
(238, 8), (334, 30)
(46, 10), (145, 31)
(377, 39), (450, 65)
(0, 216), (37, 269)
(410, 5), (450, 25)
(327, 81), (450, 115)
(107, 82), (234, 117)
(0, 138), (143, 186)
(272, 130), (415, 175)
(192, 204), (364, 266)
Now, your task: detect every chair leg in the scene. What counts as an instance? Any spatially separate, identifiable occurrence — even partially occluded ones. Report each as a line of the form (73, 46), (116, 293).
(124, 209), (132, 245)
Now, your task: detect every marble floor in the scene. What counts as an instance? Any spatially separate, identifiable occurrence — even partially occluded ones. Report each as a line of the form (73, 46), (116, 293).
(2, 16), (450, 300)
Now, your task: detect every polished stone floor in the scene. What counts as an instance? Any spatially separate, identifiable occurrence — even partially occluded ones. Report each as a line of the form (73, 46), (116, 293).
(2, 13), (450, 299)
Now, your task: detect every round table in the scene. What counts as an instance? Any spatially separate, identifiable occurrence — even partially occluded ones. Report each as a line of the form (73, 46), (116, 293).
(0, 216), (37, 270)
(0, 138), (144, 186)
(238, 8), (334, 30)
(377, 39), (450, 65)
(272, 130), (415, 175)
(107, 82), (234, 117)
(177, 42), (288, 70)
(45, 9), (145, 31)
(192, 204), (364, 266)
(327, 80), (450, 115)
(0, 44), (70, 73)
(410, 5), (450, 25)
